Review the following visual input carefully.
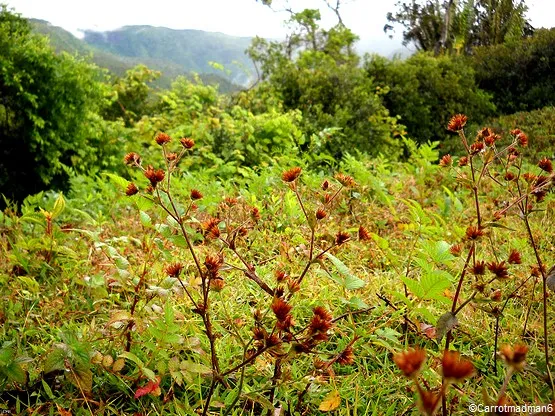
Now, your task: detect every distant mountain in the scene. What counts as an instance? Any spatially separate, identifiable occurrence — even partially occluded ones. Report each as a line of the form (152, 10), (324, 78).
(29, 19), (253, 92)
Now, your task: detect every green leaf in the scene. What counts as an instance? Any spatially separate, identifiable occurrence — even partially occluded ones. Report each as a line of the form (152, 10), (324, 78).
(324, 253), (365, 290)
(139, 211), (152, 228)
(51, 193), (66, 219)
(136, 195), (155, 211)
(104, 173), (129, 190)
(43, 347), (68, 374)
(180, 360), (212, 376)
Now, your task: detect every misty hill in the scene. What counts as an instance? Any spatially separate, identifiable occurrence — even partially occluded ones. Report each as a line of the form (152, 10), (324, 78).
(29, 19), (252, 92)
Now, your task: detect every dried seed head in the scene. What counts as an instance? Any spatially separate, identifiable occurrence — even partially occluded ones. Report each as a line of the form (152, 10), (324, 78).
(439, 154), (452, 167)
(165, 262), (183, 278)
(275, 270), (288, 282)
(484, 134), (500, 147)
(316, 208), (327, 220)
(393, 348), (426, 378)
(166, 152), (177, 162)
(125, 182), (139, 196)
(500, 344), (528, 372)
(282, 167), (302, 182)
(447, 114), (468, 132)
(504, 172), (516, 181)
(309, 306), (333, 341)
(180, 137), (195, 149)
(517, 132), (528, 147)
(335, 173), (357, 187)
(321, 180), (330, 190)
(124, 152), (141, 166)
(358, 226), (371, 241)
(470, 141), (485, 155)
(190, 189), (203, 200)
(144, 165), (165, 187)
(417, 386), (441, 416)
(465, 225), (484, 240)
(490, 289), (502, 301)
(202, 217), (221, 239)
(271, 297), (292, 321)
(204, 254), (223, 274)
(335, 231), (350, 246)
(472, 261), (486, 276)
(488, 261), (509, 279)
(442, 350), (475, 381)
(155, 132), (171, 145)
(210, 278), (225, 292)
(251, 207), (261, 222)
(336, 346), (355, 365)
(538, 157), (553, 173)
(458, 156), (469, 167)
(288, 280), (301, 294)
(449, 243), (463, 256)
(508, 249), (522, 265)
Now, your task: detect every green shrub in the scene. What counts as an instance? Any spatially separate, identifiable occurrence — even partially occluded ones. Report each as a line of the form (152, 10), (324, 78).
(472, 29), (555, 114)
(365, 52), (495, 144)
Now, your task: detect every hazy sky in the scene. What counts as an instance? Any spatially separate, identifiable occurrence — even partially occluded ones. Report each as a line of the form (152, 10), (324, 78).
(4, 0), (555, 55)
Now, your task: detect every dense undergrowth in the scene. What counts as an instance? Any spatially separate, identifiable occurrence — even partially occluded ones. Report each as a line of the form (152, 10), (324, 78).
(1, 120), (554, 415)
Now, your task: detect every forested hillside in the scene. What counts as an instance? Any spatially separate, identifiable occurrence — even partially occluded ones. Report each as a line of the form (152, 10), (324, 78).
(1, 1), (555, 415)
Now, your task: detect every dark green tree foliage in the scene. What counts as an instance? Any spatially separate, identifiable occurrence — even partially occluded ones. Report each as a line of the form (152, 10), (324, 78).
(472, 29), (555, 114)
(0, 6), (108, 204)
(249, 10), (401, 158)
(102, 65), (160, 126)
(366, 53), (495, 143)
(386, 0), (532, 54)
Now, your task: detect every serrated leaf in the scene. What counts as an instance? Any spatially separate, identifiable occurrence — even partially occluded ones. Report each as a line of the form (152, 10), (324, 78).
(2, 361), (27, 384)
(319, 390), (341, 411)
(135, 195), (155, 211)
(69, 364), (92, 393)
(43, 347), (67, 373)
(325, 253), (365, 290)
(436, 312), (458, 342)
(139, 211), (152, 228)
(180, 360), (212, 375)
(51, 193), (66, 219)
(370, 232), (389, 249)
(104, 173), (129, 190)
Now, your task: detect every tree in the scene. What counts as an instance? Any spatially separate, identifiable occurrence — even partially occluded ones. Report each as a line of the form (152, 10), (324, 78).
(0, 6), (112, 205)
(385, 0), (533, 54)
(248, 8), (402, 158)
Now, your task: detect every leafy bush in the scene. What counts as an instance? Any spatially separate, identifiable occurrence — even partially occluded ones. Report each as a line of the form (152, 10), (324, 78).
(0, 6), (123, 206)
(472, 28), (555, 114)
(365, 52), (495, 144)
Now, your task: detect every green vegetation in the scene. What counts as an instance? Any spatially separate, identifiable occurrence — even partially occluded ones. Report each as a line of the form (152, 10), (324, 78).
(1, 2), (555, 415)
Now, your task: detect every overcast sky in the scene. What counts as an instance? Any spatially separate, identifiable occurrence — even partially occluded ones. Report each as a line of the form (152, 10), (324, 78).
(4, 0), (555, 55)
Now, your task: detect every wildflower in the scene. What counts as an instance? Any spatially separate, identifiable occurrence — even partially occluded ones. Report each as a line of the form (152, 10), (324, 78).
(393, 348), (426, 378)
(500, 344), (528, 372)
(465, 225), (484, 240)
(155, 132), (171, 145)
(439, 154), (452, 167)
(144, 165), (165, 187)
(336, 346), (355, 365)
(517, 132), (528, 147)
(124, 152), (141, 166)
(180, 137), (195, 149)
(125, 182), (139, 196)
(508, 249), (522, 265)
(442, 350), (475, 381)
(358, 226), (371, 241)
(335, 231), (350, 245)
(447, 114), (468, 132)
(316, 208), (327, 220)
(282, 167), (302, 182)
(335, 173), (357, 187)
(458, 156), (469, 167)
(450, 243), (463, 256)
(488, 261), (509, 279)
(190, 189), (203, 200)
(165, 262), (183, 277)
